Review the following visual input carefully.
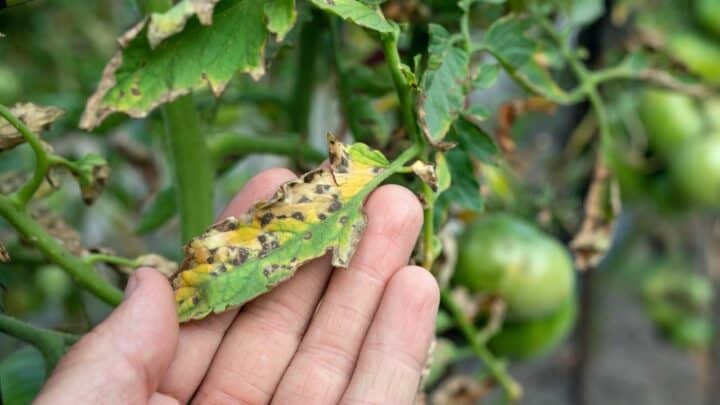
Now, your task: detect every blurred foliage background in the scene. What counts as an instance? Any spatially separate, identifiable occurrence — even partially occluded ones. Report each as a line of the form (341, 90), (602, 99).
(1, 0), (720, 404)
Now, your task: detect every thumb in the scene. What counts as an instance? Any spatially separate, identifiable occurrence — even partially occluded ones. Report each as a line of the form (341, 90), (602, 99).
(36, 268), (179, 404)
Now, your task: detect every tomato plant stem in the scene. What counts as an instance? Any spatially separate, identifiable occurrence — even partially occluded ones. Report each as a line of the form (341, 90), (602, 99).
(381, 31), (422, 145)
(0, 314), (79, 372)
(0, 196), (123, 306)
(161, 95), (214, 243)
(290, 13), (320, 136)
(0, 104), (52, 206)
(440, 289), (522, 401)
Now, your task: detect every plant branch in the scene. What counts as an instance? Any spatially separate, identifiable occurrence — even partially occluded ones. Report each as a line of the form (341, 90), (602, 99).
(161, 96), (214, 243)
(142, 1), (214, 243)
(0, 104), (53, 206)
(380, 31), (422, 145)
(440, 289), (522, 401)
(84, 253), (139, 268)
(0, 195), (123, 306)
(0, 314), (79, 371)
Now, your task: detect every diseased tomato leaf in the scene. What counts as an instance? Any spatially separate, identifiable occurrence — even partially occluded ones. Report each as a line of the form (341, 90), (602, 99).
(173, 134), (392, 322)
(147, 0), (221, 48)
(417, 24), (470, 146)
(80, 0), (297, 129)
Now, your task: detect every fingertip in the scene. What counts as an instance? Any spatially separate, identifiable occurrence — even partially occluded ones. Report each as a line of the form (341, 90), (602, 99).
(365, 185), (424, 235)
(389, 266), (440, 314)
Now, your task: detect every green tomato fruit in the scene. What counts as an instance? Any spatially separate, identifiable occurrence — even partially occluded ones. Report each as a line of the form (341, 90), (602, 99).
(668, 317), (714, 349)
(453, 214), (575, 320)
(639, 89), (703, 155)
(668, 32), (720, 85)
(695, 0), (720, 38)
(669, 135), (720, 207)
(643, 268), (713, 332)
(487, 296), (577, 360)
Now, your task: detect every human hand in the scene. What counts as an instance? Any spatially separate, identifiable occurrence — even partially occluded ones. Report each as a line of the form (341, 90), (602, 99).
(35, 168), (439, 405)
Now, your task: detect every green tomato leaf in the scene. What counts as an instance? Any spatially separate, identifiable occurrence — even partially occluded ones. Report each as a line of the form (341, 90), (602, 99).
(440, 149), (484, 212)
(473, 63), (500, 90)
(264, 0), (297, 41)
(435, 151), (451, 194)
(173, 134), (395, 322)
(482, 16), (534, 69)
(418, 24), (471, 146)
(450, 116), (498, 163)
(147, 0), (220, 48)
(307, 0), (394, 33)
(0, 347), (46, 405)
(81, 0), (294, 129)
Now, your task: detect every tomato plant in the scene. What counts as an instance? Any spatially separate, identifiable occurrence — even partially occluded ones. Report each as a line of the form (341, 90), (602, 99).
(1, 0), (720, 403)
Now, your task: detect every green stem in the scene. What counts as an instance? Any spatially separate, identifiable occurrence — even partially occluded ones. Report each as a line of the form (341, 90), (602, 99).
(421, 183), (435, 269)
(161, 96), (214, 243)
(143, 1), (213, 244)
(84, 253), (138, 268)
(0, 195), (123, 306)
(290, 14), (320, 135)
(381, 31), (422, 145)
(440, 289), (522, 401)
(208, 132), (325, 165)
(0, 104), (52, 206)
(0, 314), (79, 371)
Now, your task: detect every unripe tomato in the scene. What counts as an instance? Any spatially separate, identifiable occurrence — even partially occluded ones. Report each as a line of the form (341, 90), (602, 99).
(695, 0), (720, 38)
(0, 66), (20, 102)
(669, 134), (720, 207)
(643, 268), (714, 349)
(452, 214), (575, 320)
(639, 89), (703, 155)
(487, 296), (577, 359)
(668, 32), (720, 84)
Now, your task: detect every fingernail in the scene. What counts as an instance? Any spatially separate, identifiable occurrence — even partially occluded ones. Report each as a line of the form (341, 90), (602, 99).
(125, 272), (140, 298)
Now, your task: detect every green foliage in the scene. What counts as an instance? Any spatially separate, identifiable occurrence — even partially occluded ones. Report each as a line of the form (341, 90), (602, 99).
(3, 0), (720, 402)
(0, 347), (46, 405)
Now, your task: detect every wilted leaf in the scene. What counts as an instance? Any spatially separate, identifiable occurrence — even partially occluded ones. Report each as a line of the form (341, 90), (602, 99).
(0, 103), (63, 152)
(430, 375), (493, 405)
(418, 24), (470, 146)
(173, 134), (392, 322)
(147, 0), (221, 48)
(307, 0), (394, 33)
(136, 254), (178, 277)
(81, 0), (294, 129)
(411, 160), (438, 192)
(32, 207), (85, 255)
(69, 154), (111, 205)
(570, 158), (621, 271)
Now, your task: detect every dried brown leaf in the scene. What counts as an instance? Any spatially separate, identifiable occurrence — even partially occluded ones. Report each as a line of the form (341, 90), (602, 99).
(0, 103), (64, 152)
(570, 157), (621, 271)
